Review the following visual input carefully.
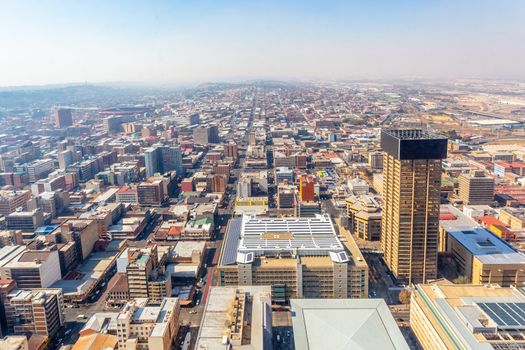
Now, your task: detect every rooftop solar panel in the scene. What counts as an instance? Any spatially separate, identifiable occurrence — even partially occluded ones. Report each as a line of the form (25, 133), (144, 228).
(478, 303), (525, 329)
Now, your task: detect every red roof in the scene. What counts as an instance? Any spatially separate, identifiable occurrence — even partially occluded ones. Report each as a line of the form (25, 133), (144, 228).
(168, 226), (183, 235)
(479, 216), (508, 227)
(440, 212), (457, 221)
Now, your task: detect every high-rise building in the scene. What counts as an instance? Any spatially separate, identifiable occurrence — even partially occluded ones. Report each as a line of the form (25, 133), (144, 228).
(223, 143), (238, 159)
(121, 246), (171, 302)
(144, 147), (160, 178)
(161, 146), (184, 176)
(299, 175), (315, 201)
(458, 170), (494, 205)
(0, 190), (31, 217)
(144, 145), (184, 178)
(137, 180), (165, 206)
(277, 184), (296, 209)
(4, 288), (64, 338)
(368, 150), (384, 169)
(0, 246), (62, 289)
(6, 208), (44, 232)
(346, 195), (382, 241)
(54, 108), (73, 128)
(58, 150), (74, 170)
(248, 130), (256, 146)
(188, 113), (200, 125)
(208, 174), (227, 193)
(237, 178), (252, 198)
(16, 159), (55, 183)
(380, 129), (447, 284)
(193, 125), (219, 145)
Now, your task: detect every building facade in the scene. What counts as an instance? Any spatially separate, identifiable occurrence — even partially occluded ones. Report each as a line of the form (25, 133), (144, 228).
(380, 129), (447, 284)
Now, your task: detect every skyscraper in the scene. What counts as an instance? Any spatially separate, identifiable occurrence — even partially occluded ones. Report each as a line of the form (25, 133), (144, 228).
(380, 129), (447, 284)
(144, 145), (184, 178)
(144, 147), (160, 178)
(54, 108), (73, 128)
(193, 125), (220, 145)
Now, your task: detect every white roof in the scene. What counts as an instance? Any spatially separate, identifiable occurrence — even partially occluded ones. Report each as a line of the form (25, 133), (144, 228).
(291, 299), (409, 350)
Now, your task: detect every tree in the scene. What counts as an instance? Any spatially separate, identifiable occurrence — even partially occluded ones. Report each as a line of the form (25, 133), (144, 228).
(453, 275), (471, 284)
(399, 290), (412, 304)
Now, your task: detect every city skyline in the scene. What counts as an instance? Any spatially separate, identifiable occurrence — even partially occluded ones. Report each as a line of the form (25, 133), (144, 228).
(1, 0), (525, 87)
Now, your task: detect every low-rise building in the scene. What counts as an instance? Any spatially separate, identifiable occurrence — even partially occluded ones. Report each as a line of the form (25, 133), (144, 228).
(346, 195), (382, 241)
(411, 280), (525, 350)
(195, 286), (272, 350)
(292, 299), (409, 350)
(446, 227), (525, 286)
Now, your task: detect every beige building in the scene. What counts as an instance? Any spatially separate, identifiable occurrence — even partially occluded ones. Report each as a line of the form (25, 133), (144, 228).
(0, 190), (31, 217)
(59, 219), (99, 261)
(380, 129), (447, 284)
(4, 289), (64, 338)
(499, 207), (525, 230)
(116, 298), (179, 350)
(346, 195), (382, 241)
(218, 215), (368, 302)
(411, 280), (525, 350)
(118, 246), (172, 303)
(458, 170), (494, 205)
(195, 286), (272, 349)
(446, 227), (525, 287)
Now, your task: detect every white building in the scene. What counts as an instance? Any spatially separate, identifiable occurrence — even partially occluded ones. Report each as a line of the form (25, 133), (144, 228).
(116, 298), (180, 350)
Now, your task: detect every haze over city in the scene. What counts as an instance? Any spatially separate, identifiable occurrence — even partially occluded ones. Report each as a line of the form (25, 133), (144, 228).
(2, 2), (525, 350)
(1, 0), (525, 86)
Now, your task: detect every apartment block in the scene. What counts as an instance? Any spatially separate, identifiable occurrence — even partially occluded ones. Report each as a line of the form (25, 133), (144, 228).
(4, 288), (64, 338)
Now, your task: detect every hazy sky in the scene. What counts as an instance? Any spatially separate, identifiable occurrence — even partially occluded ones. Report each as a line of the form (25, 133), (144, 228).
(1, 0), (524, 86)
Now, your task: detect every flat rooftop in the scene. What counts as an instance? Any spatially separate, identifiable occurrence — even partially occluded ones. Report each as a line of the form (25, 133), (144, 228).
(221, 215), (347, 265)
(291, 298), (409, 350)
(195, 286), (272, 350)
(448, 227), (525, 265)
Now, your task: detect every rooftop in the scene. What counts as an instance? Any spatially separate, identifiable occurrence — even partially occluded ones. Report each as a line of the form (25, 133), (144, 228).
(291, 298), (409, 350)
(221, 215), (347, 265)
(448, 227), (525, 265)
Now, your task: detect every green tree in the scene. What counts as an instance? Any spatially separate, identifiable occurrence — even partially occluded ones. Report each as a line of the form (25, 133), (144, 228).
(399, 290), (412, 304)
(453, 275), (471, 284)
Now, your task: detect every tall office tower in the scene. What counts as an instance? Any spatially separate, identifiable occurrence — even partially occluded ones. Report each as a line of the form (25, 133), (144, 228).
(161, 145), (184, 176)
(58, 150), (74, 169)
(54, 108), (73, 128)
(145, 145), (184, 178)
(193, 125), (219, 145)
(223, 143), (238, 159)
(380, 129), (447, 284)
(188, 113), (200, 125)
(458, 170), (495, 205)
(144, 147), (160, 178)
(208, 125), (220, 143)
(248, 130), (257, 146)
